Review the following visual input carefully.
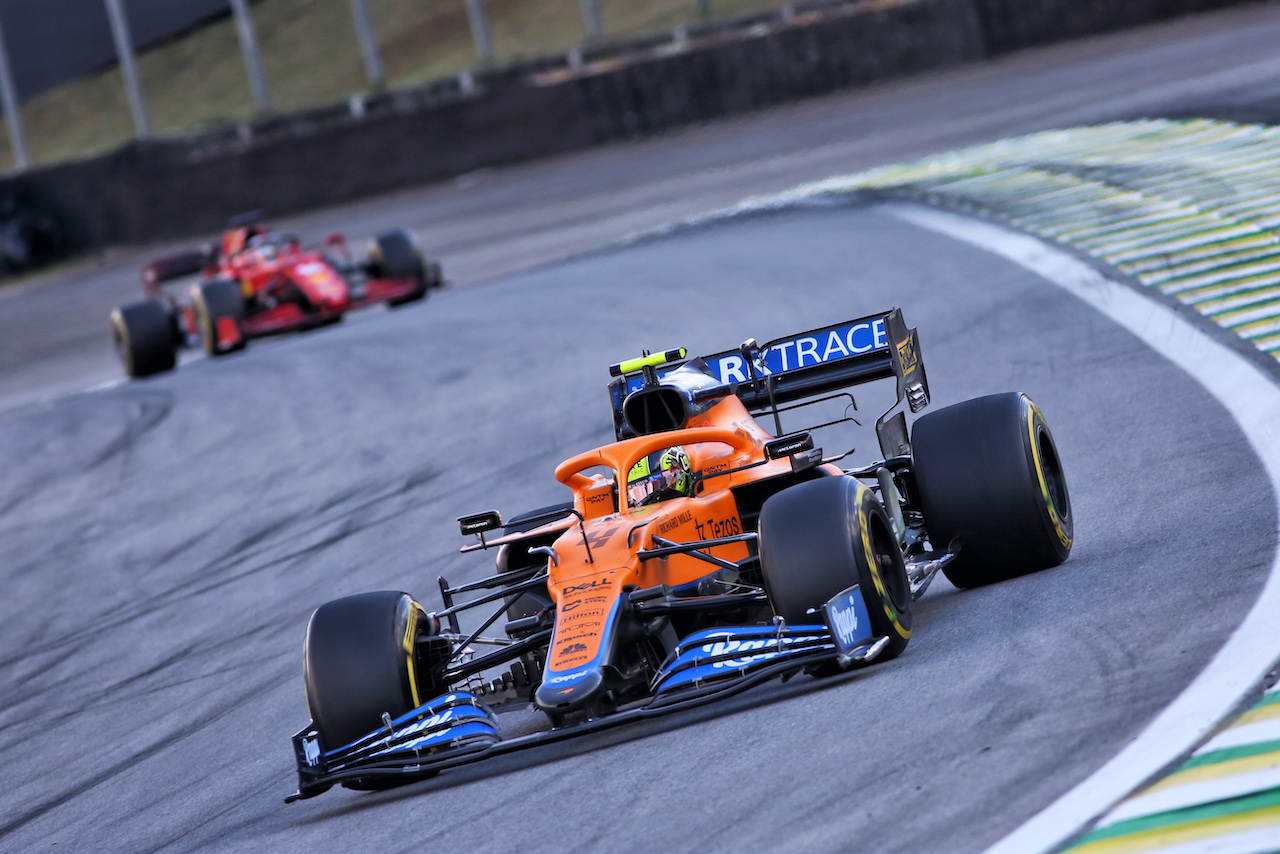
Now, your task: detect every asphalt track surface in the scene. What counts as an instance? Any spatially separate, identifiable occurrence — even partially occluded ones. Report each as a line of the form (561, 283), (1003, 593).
(3, 4), (1280, 854)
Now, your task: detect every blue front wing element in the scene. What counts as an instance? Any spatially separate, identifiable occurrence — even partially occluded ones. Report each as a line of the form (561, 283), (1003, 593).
(652, 624), (835, 694)
(652, 584), (878, 694)
(290, 586), (886, 800)
(295, 692), (500, 779)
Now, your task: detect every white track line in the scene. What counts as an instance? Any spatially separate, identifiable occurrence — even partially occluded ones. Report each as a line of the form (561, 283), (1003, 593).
(1195, 717), (1280, 755)
(881, 203), (1280, 854)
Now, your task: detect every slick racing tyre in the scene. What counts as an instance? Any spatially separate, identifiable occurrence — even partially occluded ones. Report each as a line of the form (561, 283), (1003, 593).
(111, 300), (178, 378)
(503, 503), (575, 534)
(911, 392), (1072, 589)
(191, 279), (245, 357)
(368, 229), (429, 306)
(304, 591), (439, 754)
(758, 476), (913, 661)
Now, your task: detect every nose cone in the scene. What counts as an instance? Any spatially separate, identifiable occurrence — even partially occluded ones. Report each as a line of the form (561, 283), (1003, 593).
(534, 666), (606, 714)
(291, 264), (350, 309)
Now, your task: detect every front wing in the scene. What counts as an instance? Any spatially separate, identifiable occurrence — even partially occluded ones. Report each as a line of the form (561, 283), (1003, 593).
(288, 584), (880, 801)
(237, 277), (425, 338)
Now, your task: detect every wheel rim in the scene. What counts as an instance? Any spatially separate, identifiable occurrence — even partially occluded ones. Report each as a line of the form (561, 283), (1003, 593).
(111, 319), (129, 365)
(194, 295), (216, 356)
(1036, 425), (1070, 525)
(869, 512), (911, 615)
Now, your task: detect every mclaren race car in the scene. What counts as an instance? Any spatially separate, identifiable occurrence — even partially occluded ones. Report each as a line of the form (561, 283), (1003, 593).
(109, 216), (443, 378)
(287, 308), (1073, 800)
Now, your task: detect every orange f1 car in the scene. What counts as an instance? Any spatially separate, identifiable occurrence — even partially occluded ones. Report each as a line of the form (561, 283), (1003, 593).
(109, 216), (442, 378)
(287, 308), (1073, 800)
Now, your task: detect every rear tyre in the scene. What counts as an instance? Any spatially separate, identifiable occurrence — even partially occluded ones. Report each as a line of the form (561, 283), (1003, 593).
(911, 392), (1072, 589)
(498, 503), (572, 625)
(759, 476), (913, 662)
(191, 280), (245, 357)
(369, 229), (429, 306)
(304, 591), (435, 753)
(110, 300), (177, 378)
(503, 503), (575, 534)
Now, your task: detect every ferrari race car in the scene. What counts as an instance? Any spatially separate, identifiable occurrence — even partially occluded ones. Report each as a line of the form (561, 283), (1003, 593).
(287, 308), (1073, 800)
(109, 217), (443, 378)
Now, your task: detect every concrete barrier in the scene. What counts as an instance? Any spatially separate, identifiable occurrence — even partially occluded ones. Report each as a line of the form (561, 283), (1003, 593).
(969, 0), (1238, 53)
(2, 0), (1263, 254)
(570, 0), (983, 140)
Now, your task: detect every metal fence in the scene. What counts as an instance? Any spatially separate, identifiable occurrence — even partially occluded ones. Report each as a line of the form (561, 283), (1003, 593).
(0, 0), (790, 170)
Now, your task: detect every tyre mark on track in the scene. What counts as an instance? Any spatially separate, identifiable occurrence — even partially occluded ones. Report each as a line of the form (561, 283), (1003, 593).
(0, 667), (294, 844)
(0, 620), (292, 753)
(0, 466), (441, 673)
(0, 389), (172, 518)
(84, 392), (172, 473)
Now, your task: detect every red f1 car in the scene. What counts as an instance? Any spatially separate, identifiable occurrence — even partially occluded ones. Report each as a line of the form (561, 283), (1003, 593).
(109, 217), (443, 377)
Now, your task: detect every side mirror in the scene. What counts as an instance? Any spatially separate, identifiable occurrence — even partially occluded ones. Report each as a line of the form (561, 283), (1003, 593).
(458, 510), (504, 537)
(764, 433), (813, 460)
(324, 232), (346, 246)
(764, 433), (822, 473)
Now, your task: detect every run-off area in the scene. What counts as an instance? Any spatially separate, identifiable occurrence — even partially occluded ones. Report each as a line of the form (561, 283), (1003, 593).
(0, 204), (1271, 854)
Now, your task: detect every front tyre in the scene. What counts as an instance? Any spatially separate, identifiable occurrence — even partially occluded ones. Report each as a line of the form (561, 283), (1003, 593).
(303, 591), (433, 753)
(111, 300), (177, 378)
(191, 280), (245, 356)
(758, 476), (913, 661)
(368, 229), (429, 306)
(911, 392), (1072, 589)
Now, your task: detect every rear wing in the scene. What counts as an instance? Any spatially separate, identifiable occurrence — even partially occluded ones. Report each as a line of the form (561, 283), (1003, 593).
(608, 308), (929, 452)
(141, 247), (215, 298)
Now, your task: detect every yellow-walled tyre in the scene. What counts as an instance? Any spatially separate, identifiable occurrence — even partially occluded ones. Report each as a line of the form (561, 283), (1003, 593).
(911, 392), (1072, 589)
(759, 476), (913, 662)
(190, 280), (245, 357)
(303, 591), (431, 754)
(368, 229), (429, 306)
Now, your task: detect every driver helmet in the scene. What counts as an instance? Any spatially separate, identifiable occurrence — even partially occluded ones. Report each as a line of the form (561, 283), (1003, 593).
(627, 446), (693, 506)
(246, 233), (277, 262)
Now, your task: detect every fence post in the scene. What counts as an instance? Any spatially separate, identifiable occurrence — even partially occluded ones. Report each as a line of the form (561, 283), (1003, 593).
(103, 0), (151, 138)
(579, 0), (605, 42)
(0, 12), (28, 169)
(229, 0), (271, 113)
(464, 0), (495, 66)
(348, 0), (384, 89)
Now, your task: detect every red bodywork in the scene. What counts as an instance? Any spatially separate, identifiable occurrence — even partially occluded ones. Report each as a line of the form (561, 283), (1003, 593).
(148, 226), (425, 344)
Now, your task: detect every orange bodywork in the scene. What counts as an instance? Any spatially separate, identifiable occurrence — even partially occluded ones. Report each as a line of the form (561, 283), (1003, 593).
(515, 393), (829, 696)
